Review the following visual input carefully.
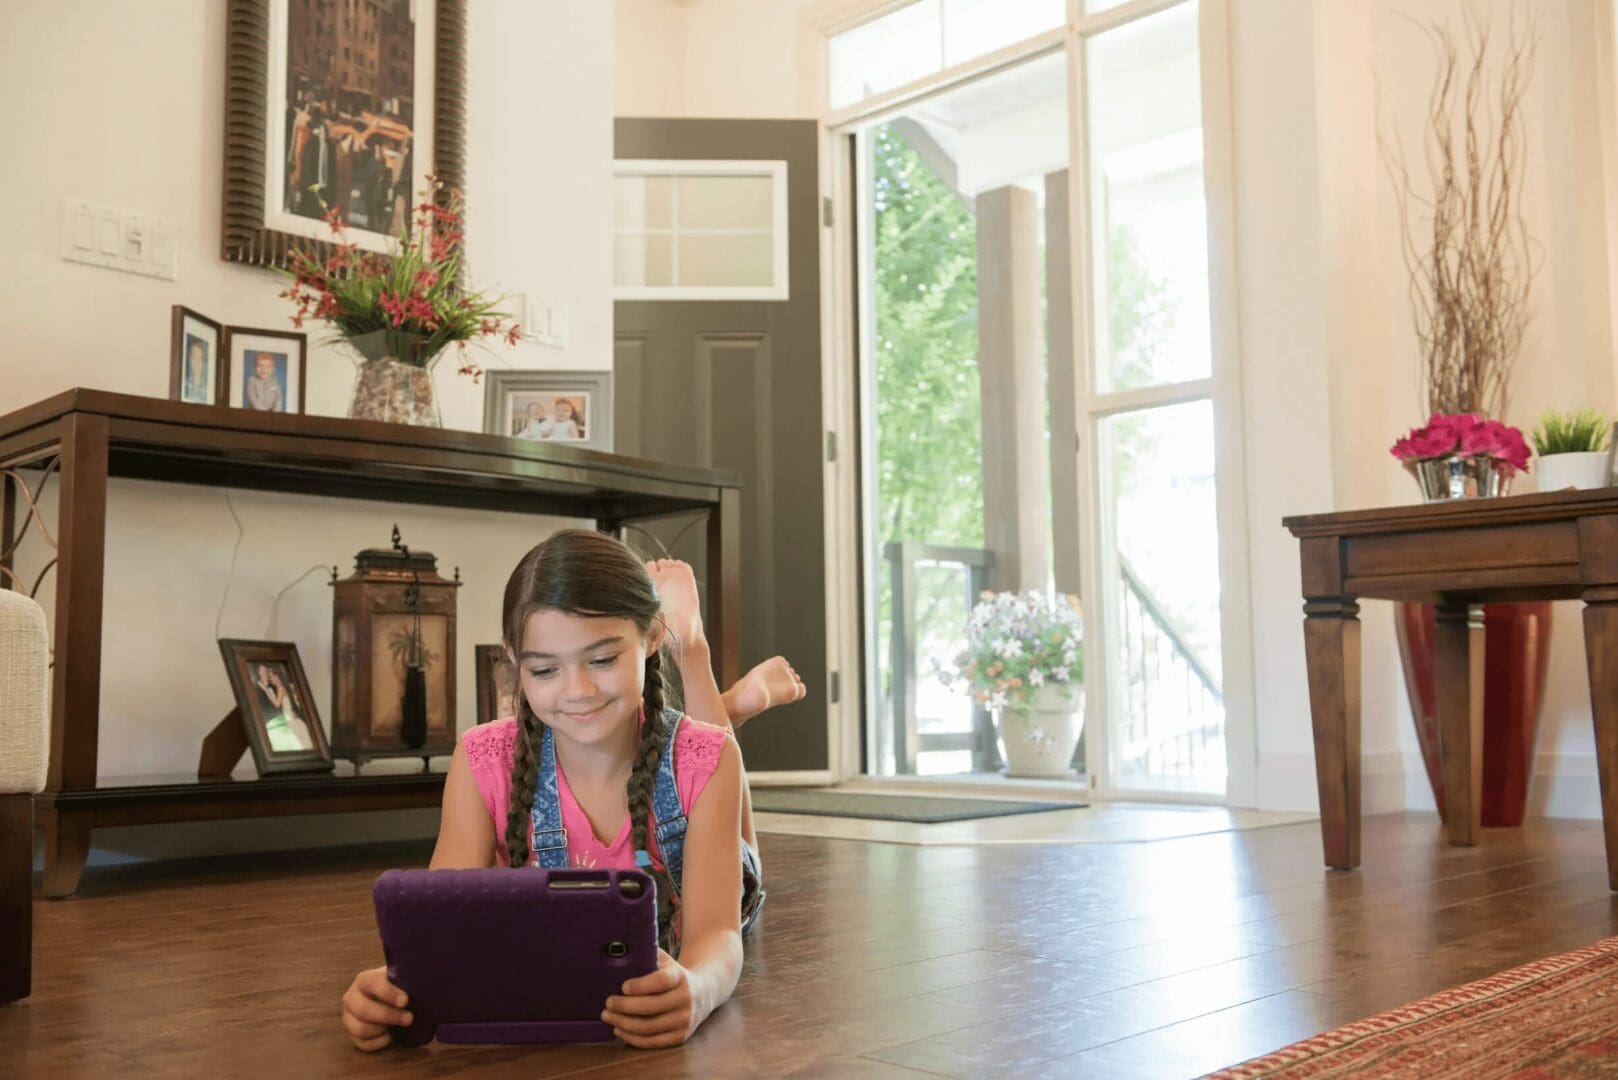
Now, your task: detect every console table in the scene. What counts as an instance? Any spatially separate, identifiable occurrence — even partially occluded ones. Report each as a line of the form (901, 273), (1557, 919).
(1283, 491), (1618, 890)
(0, 389), (742, 898)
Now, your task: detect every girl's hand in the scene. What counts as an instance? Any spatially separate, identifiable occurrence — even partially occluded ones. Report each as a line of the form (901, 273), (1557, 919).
(341, 965), (412, 1052)
(602, 948), (703, 1049)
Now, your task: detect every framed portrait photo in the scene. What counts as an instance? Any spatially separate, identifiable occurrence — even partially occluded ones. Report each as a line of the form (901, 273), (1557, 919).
(474, 644), (518, 726)
(218, 639), (334, 776)
(224, 326), (307, 414)
(221, 0), (467, 268)
(483, 371), (614, 453)
(170, 306), (225, 406)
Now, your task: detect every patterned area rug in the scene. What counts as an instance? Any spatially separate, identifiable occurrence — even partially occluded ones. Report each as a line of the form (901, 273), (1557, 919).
(1208, 937), (1618, 1078)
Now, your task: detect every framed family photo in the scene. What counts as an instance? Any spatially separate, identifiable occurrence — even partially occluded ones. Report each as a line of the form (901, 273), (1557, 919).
(221, 0), (467, 268)
(474, 644), (518, 726)
(482, 371), (614, 453)
(218, 639), (333, 776)
(224, 326), (307, 414)
(169, 306), (225, 406)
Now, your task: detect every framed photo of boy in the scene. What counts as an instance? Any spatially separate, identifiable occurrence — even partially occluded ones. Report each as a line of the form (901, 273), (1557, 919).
(483, 371), (614, 453)
(221, 0), (468, 269)
(224, 326), (307, 414)
(475, 644), (518, 726)
(170, 306), (225, 406)
(218, 639), (334, 776)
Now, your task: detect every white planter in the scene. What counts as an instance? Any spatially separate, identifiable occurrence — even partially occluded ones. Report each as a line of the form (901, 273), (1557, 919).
(994, 683), (1084, 779)
(1534, 451), (1612, 493)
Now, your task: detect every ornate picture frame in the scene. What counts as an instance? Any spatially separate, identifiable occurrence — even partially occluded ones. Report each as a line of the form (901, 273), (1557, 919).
(218, 639), (334, 776)
(221, 0), (467, 269)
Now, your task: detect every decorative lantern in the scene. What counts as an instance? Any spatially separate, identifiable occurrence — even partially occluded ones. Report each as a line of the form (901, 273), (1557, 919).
(330, 525), (460, 769)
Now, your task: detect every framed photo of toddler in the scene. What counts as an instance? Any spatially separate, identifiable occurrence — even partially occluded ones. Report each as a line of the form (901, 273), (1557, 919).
(218, 639), (333, 776)
(474, 644), (519, 726)
(224, 326), (307, 415)
(170, 306), (225, 406)
(482, 370), (613, 453)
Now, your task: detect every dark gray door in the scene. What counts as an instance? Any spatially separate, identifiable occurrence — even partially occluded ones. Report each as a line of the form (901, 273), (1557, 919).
(614, 118), (826, 774)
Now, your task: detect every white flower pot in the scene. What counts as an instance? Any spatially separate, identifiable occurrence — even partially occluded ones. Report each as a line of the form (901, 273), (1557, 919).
(1534, 451), (1611, 493)
(994, 683), (1084, 779)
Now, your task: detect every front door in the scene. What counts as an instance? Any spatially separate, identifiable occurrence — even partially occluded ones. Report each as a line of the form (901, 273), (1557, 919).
(613, 118), (826, 775)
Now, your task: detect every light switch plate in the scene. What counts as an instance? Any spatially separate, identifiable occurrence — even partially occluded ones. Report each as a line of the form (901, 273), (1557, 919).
(526, 297), (568, 349)
(60, 199), (176, 280)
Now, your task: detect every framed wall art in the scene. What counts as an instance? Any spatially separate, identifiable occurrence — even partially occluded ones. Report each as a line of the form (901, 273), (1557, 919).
(221, 0), (468, 268)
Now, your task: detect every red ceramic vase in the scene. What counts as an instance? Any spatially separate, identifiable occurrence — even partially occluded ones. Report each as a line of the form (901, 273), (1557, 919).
(1393, 601), (1553, 827)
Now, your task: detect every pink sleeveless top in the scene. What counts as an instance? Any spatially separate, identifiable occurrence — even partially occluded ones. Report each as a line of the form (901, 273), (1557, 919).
(461, 715), (728, 869)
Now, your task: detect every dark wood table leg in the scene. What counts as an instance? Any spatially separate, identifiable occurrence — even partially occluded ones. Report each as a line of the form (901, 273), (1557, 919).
(1434, 600), (1484, 846)
(1583, 586), (1618, 890)
(38, 807), (89, 901)
(705, 487), (741, 691)
(1303, 596), (1361, 870)
(43, 415), (108, 898)
(0, 793), (32, 1002)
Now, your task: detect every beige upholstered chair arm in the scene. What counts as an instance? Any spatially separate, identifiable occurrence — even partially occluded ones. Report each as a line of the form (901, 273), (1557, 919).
(0, 590), (48, 796)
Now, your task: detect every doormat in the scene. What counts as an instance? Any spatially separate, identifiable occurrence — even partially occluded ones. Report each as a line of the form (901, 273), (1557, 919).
(750, 788), (1084, 823)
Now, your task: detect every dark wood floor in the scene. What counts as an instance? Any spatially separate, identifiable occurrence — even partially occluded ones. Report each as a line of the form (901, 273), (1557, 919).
(4, 812), (1617, 1079)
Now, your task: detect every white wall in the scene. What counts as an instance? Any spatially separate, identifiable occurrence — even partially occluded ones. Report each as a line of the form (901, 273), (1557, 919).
(615, 0), (821, 117)
(0, 0), (614, 862)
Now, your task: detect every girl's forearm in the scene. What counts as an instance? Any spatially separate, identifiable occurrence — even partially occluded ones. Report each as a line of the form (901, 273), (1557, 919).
(677, 929), (743, 1022)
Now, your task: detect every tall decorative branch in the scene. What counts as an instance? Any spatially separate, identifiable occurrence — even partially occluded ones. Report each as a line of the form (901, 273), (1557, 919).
(1382, 10), (1540, 421)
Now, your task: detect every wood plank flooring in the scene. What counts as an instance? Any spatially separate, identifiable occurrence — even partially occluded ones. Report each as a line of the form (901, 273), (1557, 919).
(3, 812), (1616, 1078)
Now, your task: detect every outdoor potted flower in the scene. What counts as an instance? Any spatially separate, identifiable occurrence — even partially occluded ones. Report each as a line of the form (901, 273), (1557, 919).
(279, 180), (519, 427)
(954, 590), (1084, 779)
(1530, 408), (1612, 492)
(1389, 412), (1531, 501)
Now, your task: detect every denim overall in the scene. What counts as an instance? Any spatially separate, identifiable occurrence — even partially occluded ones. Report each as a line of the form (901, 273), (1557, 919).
(530, 708), (764, 942)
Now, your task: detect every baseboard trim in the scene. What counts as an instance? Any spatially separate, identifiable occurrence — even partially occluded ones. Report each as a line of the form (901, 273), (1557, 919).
(749, 770), (835, 787)
(1255, 751), (1408, 815)
(1532, 752), (1602, 820)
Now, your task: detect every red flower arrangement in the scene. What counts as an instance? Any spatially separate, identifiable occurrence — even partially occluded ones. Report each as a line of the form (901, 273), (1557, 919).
(278, 179), (517, 381)
(1389, 413), (1531, 473)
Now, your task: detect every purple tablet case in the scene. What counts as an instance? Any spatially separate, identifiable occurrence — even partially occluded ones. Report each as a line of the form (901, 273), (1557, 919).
(372, 867), (658, 1046)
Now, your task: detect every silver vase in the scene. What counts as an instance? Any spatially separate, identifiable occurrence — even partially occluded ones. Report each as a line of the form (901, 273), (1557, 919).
(1408, 455), (1514, 501)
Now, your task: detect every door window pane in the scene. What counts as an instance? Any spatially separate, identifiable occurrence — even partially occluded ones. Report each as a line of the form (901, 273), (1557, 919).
(614, 233), (673, 288)
(676, 175), (774, 230)
(613, 162), (785, 298)
(943, 0), (1065, 66)
(861, 53), (1069, 779)
(829, 0), (943, 109)
(1086, 1), (1210, 391)
(1099, 399), (1225, 793)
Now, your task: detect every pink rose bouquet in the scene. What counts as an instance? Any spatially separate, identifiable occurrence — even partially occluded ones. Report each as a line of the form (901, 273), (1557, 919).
(1390, 413), (1531, 474)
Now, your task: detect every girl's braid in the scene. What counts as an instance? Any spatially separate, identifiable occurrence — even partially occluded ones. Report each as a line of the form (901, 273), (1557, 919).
(627, 648), (680, 952)
(505, 695), (541, 868)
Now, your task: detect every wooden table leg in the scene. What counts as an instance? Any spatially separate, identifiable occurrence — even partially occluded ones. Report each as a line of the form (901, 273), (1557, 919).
(1303, 597), (1361, 870)
(44, 415), (108, 897)
(705, 487), (741, 691)
(1434, 600), (1484, 847)
(1583, 587), (1618, 890)
(38, 808), (89, 900)
(0, 794), (32, 1002)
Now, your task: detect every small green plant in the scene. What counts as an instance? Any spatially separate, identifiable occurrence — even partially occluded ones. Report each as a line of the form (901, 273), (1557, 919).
(1530, 409), (1610, 456)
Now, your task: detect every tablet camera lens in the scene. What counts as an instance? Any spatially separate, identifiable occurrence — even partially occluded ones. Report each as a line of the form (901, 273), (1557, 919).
(606, 941), (628, 958)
